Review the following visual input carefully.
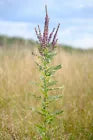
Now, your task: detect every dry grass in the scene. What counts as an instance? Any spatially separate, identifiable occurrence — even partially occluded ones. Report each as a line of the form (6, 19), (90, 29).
(0, 46), (93, 139)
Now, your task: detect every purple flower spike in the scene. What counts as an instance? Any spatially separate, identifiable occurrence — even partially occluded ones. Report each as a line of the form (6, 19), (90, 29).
(35, 6), (60, 54)
(48, 28), (55, 44)
(52, 23), (60, 49)
(42, 5), (49, 47)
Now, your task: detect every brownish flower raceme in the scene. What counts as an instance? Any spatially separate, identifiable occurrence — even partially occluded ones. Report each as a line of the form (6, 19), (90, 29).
(35, 5), (60, 53)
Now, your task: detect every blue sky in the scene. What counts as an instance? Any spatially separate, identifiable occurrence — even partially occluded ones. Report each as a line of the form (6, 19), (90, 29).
(0, 0), (93, 48)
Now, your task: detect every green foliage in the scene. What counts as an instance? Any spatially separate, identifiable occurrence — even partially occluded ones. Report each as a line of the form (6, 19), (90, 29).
(0, 35), (36, 47)
(33, 48), (63, 139)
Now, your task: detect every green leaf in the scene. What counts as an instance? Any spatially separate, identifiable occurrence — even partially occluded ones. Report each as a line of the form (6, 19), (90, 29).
(35, 61), (43, 70)
(47, 51), (57, 59)
(53, 110), (63, 116)
(32, 94), (41, 99)
(48, 86), (64, 91)
(37, 109), (49, 116)
(48, 95), (62, 102)
(53, 64), (62, 71)
(47, 80), (57, 87)
(45, 115), (54, 124)
(36, 124), (46, 136)
(45, 64), (62, 76)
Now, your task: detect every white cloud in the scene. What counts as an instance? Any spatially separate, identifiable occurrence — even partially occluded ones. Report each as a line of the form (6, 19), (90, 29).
(59, 28), (93, 48)
(78, 38), (93, 48)
(65, 37), (93, 49)
(0, 20), (36, 39)
(0, 14), (93, 49)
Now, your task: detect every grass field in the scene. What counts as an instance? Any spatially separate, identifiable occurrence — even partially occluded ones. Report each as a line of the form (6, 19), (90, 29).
(0, 41), (93, 139)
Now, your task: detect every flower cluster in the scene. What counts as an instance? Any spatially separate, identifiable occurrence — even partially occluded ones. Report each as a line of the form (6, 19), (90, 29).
(35, 5), (60, 53)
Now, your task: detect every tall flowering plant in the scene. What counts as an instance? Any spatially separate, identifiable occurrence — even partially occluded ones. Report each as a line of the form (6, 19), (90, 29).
(34, 6), (63, 139)
(35, 6), (60, 53)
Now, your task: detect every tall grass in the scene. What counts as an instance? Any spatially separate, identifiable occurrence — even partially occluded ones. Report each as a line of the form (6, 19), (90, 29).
(0, 45), (93, 139)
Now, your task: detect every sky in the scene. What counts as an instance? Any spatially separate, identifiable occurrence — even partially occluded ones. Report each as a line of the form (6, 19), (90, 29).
(0, 0), (93, 48)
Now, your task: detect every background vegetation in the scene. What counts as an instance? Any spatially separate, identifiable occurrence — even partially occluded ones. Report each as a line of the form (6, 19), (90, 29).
(0, 35), (93, 139)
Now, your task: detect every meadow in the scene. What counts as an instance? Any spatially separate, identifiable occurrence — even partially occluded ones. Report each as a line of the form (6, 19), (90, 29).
(0, 38), (93, 139)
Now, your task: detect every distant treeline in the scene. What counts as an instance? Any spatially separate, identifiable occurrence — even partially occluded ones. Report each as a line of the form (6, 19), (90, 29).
(0, 35), (93, 53)
(0, 35), (36, 47)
